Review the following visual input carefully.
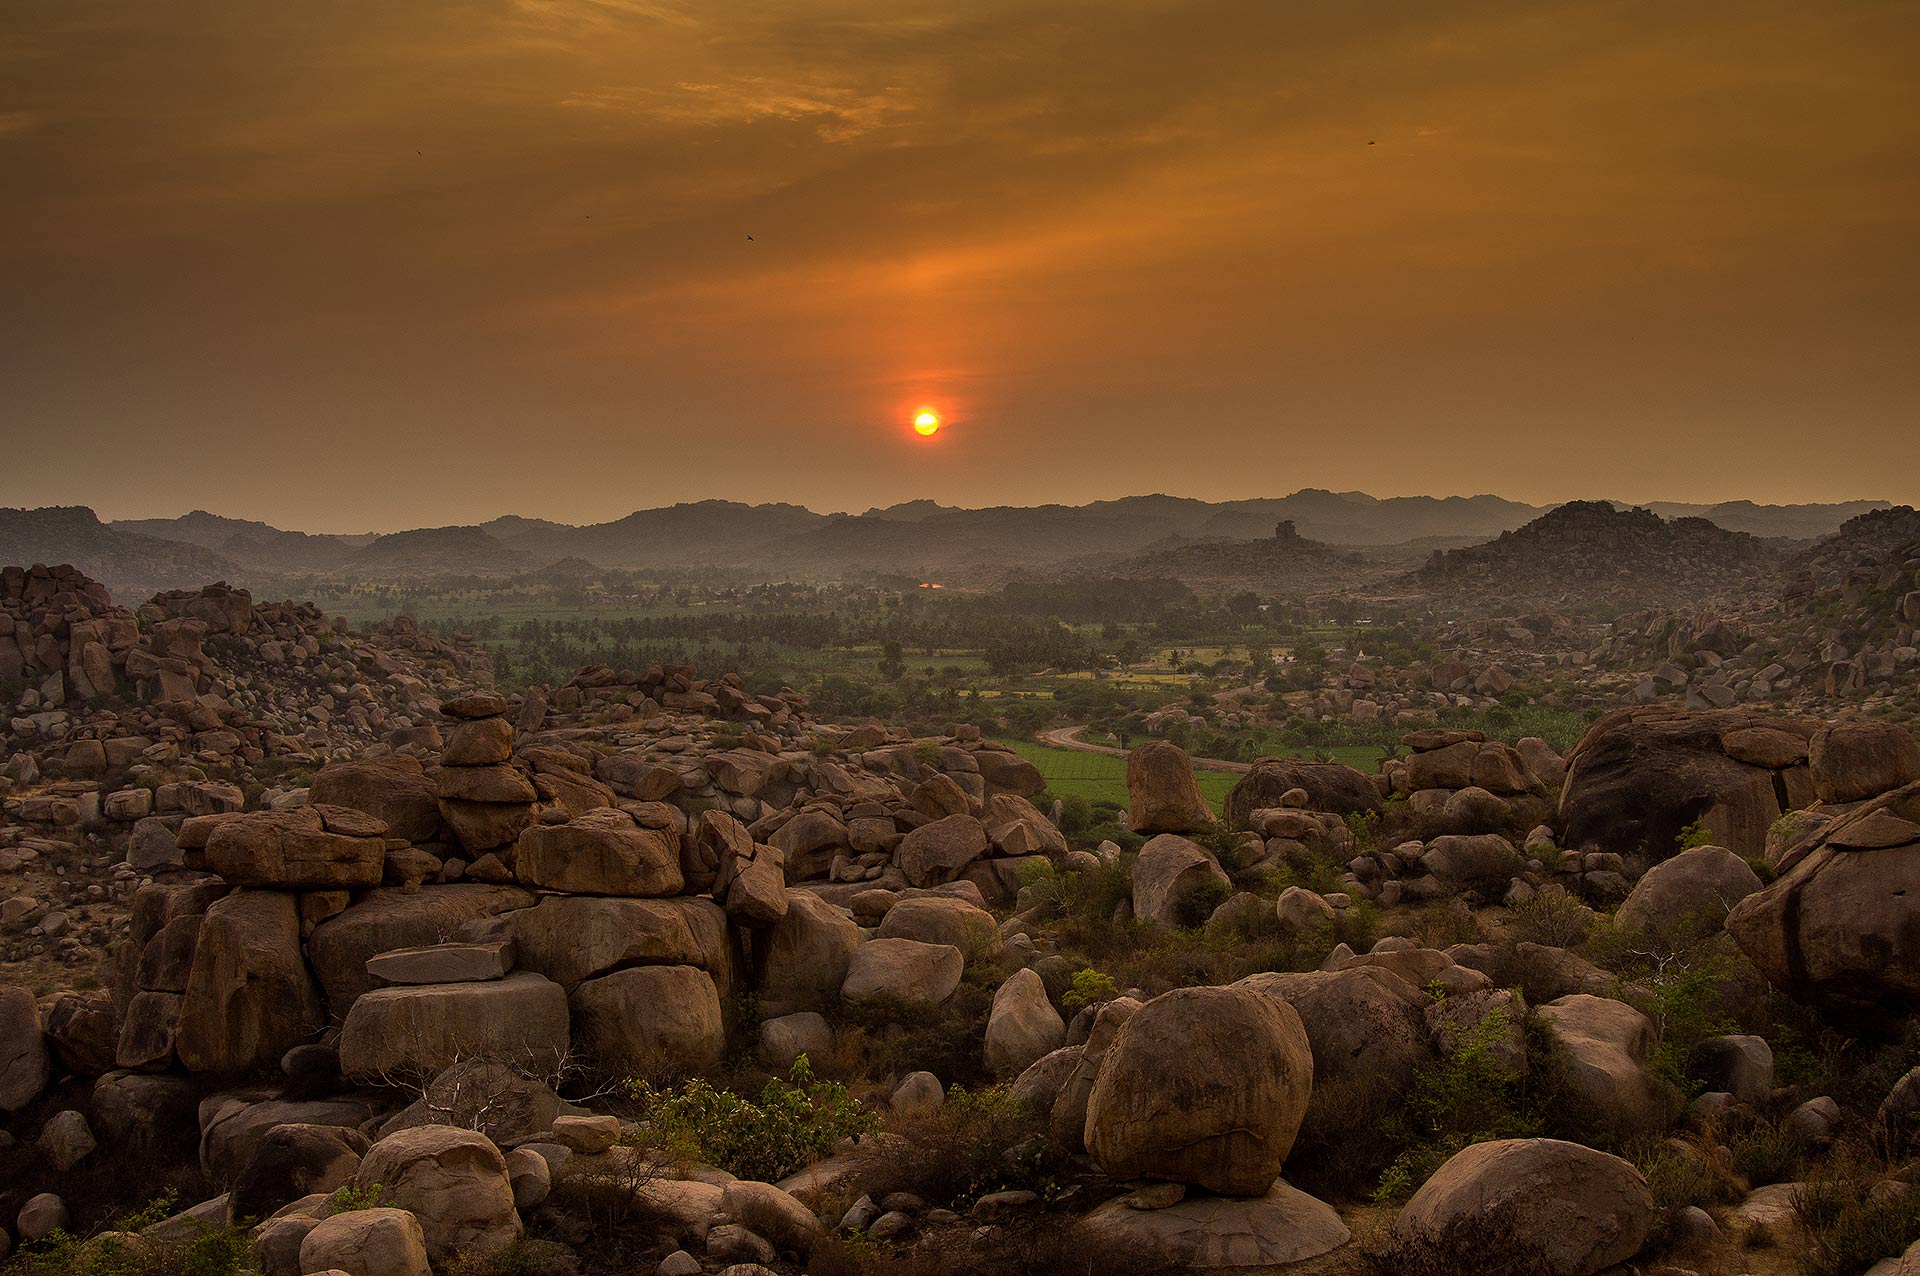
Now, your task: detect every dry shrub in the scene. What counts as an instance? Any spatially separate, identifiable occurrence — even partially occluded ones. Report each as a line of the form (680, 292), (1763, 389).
(875, 1085), (1058, 1208)
(1509, 883), (1594, 947)
(1404, 899), (1486, 950)
(1794, 1140), (1920, 1276)
(444, 1236), (581, 1276)
(1375, 1200), (1559, 1276)
(808, 1219), (1159, 1276)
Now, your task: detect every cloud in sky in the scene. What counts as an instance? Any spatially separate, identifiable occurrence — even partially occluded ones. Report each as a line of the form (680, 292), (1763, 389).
(1, 0), (1916, 530)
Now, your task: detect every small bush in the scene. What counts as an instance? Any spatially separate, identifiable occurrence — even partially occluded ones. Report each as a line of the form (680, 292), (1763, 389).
(1060, 968), (1117, 1013)
(445, 1236), (581, 1276)
(1628, 1135), (1740, 1246)
(624, 1055), (877, 1182)
(1795, 1143), (1920, 1276)
(1371, 999), (1547, 1203)
(1405, 900), (1486, 950)
(1509, 884), (1593, 947)
(1673, 817), (1715, 853)
(326, 1181), (389, 1212)
(877, 1085), (1058, 1207)
(1726, 1115), (1804, 1187)
(1173, 877), (1233, 929)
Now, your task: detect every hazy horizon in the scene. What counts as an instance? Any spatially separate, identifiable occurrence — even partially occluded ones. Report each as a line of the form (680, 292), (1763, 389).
(8, 484), (1897, 539)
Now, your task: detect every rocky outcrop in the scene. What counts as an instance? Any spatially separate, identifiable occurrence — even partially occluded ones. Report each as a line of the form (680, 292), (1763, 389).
(339, 972), (571, 1082)
(1560, 708), (1820, 860)
(1225, 758), (1382, 826)
(175, 891), (325, 1074)
(1727, 779), (1920, 1023)
(0, 987), (48, 1111)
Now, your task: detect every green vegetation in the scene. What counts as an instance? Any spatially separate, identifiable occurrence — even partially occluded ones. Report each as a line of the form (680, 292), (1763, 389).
(1371, 998), (1548, 1204)
(324, 1182), (388, 1213)
(991, 737), (1238, 813)
(2, 1193), (254, 1276)
(622, 1055), (876, 1182)
(877, 1085), (1059, 1206)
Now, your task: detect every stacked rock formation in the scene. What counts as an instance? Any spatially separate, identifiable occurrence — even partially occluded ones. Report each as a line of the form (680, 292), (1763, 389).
(433, 693), (538, 866)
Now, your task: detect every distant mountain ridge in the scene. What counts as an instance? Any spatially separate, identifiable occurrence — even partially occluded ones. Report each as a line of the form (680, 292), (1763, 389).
(0, 490), (1888, 594)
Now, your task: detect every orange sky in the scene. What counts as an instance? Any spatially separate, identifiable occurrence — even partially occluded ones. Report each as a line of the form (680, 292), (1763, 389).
(2, 0), (1916, 531)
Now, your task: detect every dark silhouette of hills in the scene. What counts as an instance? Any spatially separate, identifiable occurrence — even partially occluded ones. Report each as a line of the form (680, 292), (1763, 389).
(4, 490), (1889, 593)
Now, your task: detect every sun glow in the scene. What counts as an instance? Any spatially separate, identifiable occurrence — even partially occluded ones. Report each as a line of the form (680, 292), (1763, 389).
(913, 409), (941, 436)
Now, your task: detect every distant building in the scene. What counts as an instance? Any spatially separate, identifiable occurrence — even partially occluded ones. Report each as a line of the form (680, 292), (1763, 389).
(1275, 519), (1298, 542)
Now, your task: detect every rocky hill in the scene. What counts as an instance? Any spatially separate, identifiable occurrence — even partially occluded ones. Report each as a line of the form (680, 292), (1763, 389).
(0, 508), (241, 597)
(1412, 500), (1786, 613)
(1589, 506), (1920, 716)
(347, 526), (532, 578)
(1055, 522), (1387, 596)
(112, 510), (366, 573)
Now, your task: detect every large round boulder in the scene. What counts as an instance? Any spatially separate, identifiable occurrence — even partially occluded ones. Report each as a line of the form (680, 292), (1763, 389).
(1393, 1138), (1652, 1276)
(984, 967), (1066, 1079)
(1127, 742), (1216, 835)
(299, 1207), (432, 1276)
(1615, 845), (1762, 943)
(756, 891), (862, 1016)
(352, 1126), (521, 1266)
(1084, 985), (1312, 1195)
(1235, 966), (1432, 1143)
(894, 814), (990, 887)
(1132, 835), (1230, 928)
(231, 1122), (370, 1222)
(1533, 995), (1667, 1136)
(1226, 759), (1381, 826)
(570, 964), (724, 1078)
(840, 938), (964, 1007)
(873, 896), (997, 955)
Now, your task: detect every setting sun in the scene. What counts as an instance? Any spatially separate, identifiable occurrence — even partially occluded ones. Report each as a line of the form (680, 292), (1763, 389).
(913, 409), (941, 437)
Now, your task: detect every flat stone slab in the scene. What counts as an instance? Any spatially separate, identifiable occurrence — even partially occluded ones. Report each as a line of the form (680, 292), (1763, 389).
(1080, 1178), (1349, 1270)
(366, 940), (515, 986)
(339, 971), (569, 1082)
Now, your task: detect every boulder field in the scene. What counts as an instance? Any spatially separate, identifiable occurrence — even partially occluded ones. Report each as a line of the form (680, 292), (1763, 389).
(6, 567), (1920, 1274)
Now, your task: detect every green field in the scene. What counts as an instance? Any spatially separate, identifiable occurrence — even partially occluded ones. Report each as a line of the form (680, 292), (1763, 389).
(993, 738), (1241, 814)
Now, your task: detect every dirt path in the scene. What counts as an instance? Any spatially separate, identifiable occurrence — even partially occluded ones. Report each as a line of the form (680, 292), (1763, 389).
(1038, 724), (1254, 774)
